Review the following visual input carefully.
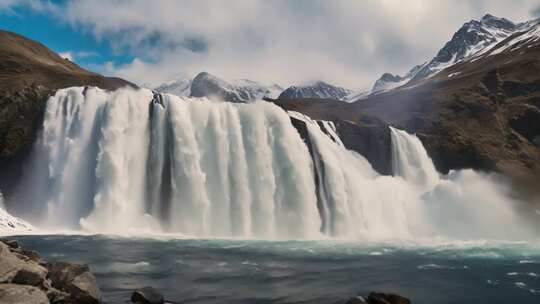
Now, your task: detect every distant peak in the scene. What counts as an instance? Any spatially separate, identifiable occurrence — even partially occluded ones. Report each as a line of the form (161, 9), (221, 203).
(379, 73), (402, 82)
(194, 71), (211, 79)
(481, 13), (496, 20)
(479, 13), (515, 29)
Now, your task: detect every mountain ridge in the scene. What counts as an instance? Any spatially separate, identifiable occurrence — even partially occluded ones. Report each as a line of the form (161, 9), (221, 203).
(369, 14), (540, 96)
(154, 71), (282, 103)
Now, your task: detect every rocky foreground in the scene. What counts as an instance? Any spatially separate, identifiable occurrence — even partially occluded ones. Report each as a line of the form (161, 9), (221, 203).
(0, 239), (411, 304)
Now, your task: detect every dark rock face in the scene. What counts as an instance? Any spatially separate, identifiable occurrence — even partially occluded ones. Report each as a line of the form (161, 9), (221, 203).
(274, 98), (393, 176)
(0, 30), (134, 199)
(334, 119), (392, 175)
(0, 239), (102, 304)
(131, 286), (165, 304)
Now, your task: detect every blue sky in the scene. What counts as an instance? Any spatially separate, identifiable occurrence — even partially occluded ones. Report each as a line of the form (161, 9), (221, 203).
(1, 0), (539, 88)
(0, 1), (133, 69)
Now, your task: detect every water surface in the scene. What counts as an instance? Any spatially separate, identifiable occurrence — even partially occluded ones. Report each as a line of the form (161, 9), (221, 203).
(13, 235), (540, 303)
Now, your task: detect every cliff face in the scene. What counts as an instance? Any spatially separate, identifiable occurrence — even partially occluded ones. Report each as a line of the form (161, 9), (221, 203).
(272, 98), (393, 176)
(0, 30), (135, 197)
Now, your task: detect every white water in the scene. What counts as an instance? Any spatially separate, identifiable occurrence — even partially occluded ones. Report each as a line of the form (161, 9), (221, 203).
(9, 87), (535, 240)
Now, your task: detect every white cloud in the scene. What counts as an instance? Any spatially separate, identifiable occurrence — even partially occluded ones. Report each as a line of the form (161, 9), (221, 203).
(21, 0), (540, 88)
(57, 50), (98, 63)
(58, 51), (73, 61)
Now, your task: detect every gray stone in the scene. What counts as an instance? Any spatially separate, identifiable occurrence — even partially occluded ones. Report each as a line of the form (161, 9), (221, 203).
(0, 283), (49, 304)
(67, 271), (101, 304)
(0, 241), (23, 283)
(131, 286), (164, 304)
(0, 242), (46, 285)
(47, 261), (101, 304)
(12, 268), (45, 286)
(47, 261), (88, 285)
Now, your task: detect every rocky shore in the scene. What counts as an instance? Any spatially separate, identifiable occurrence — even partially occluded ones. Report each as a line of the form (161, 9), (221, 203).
(0, 238), (412, 304)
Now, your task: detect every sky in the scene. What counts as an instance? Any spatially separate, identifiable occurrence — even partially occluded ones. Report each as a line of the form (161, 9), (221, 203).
(1, 0), (540, 89)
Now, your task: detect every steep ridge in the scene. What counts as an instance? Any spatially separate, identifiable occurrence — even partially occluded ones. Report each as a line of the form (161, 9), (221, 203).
(370, 14), (538, 95)
(278, 81), (353, 101)
(0, 30), (134, 198)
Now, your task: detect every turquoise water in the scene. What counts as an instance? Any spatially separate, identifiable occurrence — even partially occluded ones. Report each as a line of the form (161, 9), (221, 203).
(13, 235), (540, 303)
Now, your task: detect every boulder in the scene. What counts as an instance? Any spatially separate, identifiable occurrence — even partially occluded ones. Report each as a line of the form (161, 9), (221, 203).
(47, 261), (101, 304)
(0, 284), (49, 304)
(0, 242), (46, 285)
(12, 268), (46, 286)
(131, 286), (165, 304)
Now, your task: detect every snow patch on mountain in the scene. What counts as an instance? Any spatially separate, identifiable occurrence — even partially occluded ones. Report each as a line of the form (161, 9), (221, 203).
(154, 78), (192, 96)
(278, 81), (353, 101)
(155, 72), (282, 103)
(371, 14), (540, 95)
(0, 192), (33, 234)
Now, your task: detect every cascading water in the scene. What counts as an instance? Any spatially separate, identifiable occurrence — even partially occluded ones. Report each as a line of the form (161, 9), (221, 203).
(14, 87), (320, 238)
(8, 87), (534, 240)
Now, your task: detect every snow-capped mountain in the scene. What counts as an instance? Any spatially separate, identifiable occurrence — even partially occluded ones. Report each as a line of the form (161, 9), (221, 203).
(154, 72), (282, 103)
(154, 78), (192, 96)
(278, 81), (353, 101)
(369, 14), (540, 95)
(345, 89), (371, 102)
(371, 64), (425, 94)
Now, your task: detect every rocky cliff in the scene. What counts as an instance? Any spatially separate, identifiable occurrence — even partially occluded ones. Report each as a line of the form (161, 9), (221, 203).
(0, 30), (134, 198)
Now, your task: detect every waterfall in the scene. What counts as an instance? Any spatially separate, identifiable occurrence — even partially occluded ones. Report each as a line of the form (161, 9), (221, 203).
(14, 87), (321, 238)
(9, 86), (533, 240)
(390, 127), (439, 191)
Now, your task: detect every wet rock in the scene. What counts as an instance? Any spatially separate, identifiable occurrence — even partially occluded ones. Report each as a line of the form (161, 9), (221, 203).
(12, 268), (46, 286)
(131, 286), (165, 304)
(367, 292), (411, 304)
(47, 261), (101, 304)
(0, 239), (103, 303)
(0, 283), (49, 304)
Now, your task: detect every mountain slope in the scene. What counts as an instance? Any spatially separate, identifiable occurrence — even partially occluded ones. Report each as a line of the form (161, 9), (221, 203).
(278, 81), (352, 101)
(154, 78), (192, 96)
(155, 72), (282, 102)
(369, 14), (538, 95)
(275, 19), (540, 201)
(0, 30), (134, 197)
